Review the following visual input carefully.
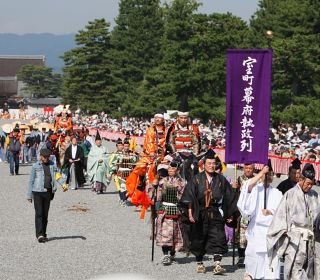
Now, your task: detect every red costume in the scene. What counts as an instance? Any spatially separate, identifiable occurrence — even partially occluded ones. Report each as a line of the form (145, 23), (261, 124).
(166, 122), (200, 155)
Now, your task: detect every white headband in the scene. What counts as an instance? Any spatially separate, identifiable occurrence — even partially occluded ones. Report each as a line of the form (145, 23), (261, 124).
(178, 111), (189, 117)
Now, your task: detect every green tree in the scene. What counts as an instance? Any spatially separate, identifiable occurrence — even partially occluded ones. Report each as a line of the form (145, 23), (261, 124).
(17, 64), (62, 98)
(110, 0), (164, 114)
(62, 19), (116, 113)
(139, 1), (249, 120)
(250, 0), (320, 125)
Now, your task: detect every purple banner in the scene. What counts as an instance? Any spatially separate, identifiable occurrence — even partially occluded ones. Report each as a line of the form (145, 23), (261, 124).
(225, 49), (272, 164)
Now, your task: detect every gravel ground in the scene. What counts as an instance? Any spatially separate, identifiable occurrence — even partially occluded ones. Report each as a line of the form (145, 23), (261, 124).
(0, 119), (317, 280)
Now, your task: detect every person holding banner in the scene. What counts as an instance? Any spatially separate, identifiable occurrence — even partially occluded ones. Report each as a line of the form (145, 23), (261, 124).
(237, 165), (282, 280)
(180, 150), (238, 274)
(267, 163), (320, 280)
(233, 163), (254, 268)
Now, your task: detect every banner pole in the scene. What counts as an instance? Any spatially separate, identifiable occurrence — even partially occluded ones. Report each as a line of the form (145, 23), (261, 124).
(232, 163), (238, 267)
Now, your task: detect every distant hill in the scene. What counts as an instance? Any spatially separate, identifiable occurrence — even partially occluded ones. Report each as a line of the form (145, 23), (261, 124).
(0, 33), (76, 72)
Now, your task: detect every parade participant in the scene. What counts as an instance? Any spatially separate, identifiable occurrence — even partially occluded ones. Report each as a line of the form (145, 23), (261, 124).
(267, 163), (320, 280)
(179, 149), (238, 274)
(64, 136), (85, 190)
(116, 139), (137, 205)
(44, 134), (59, 165)
(166, 111), (200, 156)
(126, 114), (167, 212)
(59, 135), (71, 168)
(78, 129), (91, 173)
(233, 163), (255, 268)
(108, 138), (125, 203)
(6, 128), (21, 175)
(87, 131), (109, 194)
(277, 158), (301, 194)
(143, 114), (167, 158)
(27, 148), (61, 243)
(237, 164), (283, 280)
(54, 107), (73, 134)
(124, 131), (137, 153)
(126, 161), (153, 219)
(155, 160), (186, 266)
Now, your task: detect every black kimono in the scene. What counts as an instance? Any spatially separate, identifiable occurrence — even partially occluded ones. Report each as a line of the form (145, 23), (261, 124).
(179, 171), (238, 258)
(64, 145), (85, 187)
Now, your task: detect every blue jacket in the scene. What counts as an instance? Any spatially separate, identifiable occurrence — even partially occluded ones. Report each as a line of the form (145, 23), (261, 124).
(27, 160), (61, 199)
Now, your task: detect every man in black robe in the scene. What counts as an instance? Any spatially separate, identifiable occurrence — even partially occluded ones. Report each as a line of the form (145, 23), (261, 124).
(179, 150), (238, 274)
(277, 158), (301, 194)
(64, 136), (85, 189)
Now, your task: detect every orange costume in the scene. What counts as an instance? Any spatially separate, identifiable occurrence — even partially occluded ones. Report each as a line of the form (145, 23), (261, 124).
(54, 116), (73, 132)
(126, 162), (153, 219)
(54, 111), (73, 133)
(126, 121), (167, 219)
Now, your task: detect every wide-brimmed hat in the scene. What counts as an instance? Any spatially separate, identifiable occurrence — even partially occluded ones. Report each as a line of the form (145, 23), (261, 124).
(1, 123), (13, 134)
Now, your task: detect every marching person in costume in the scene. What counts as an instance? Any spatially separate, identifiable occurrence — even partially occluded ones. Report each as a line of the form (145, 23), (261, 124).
(124, 131), (137, 153)
(166, 111), (200, 156)
(267, 163), (320, 280)
(233, 163), (255, 268)
(110, 138), (137, 206)
(64, 136), (85, 190)
(166, 111), (201, 183)
(54, 106), (73, 134)
(126, 114), (167, 215)
(154, 160), (187, 266)
(237, 163), (283, 280)
(108, 138), (124, 202)
(87, 131), (109, 194)
(277, 158), (302, 195)
(179, 149), (238, 274)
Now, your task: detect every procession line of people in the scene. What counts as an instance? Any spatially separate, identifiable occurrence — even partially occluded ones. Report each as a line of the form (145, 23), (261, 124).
(22, 111), (320, 279)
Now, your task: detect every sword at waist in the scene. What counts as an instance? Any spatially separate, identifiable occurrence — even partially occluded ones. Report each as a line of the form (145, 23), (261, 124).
(162, 202), (177, 207)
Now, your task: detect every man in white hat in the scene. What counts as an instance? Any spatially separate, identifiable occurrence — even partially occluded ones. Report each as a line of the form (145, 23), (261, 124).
(125, 114), (167, 213)
(166, 111), (200, 156)
(143, 113), (166, 158)
(268, 164), (320, 280)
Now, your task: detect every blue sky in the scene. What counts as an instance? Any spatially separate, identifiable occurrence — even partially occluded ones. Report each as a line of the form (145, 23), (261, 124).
(0, 0), (260, 34)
